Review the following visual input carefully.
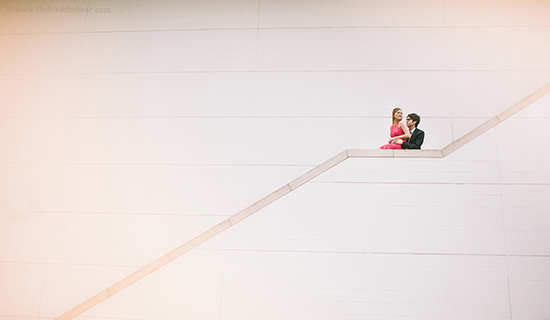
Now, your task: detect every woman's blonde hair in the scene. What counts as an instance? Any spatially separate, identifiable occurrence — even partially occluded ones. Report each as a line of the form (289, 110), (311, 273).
(391, 108), (402, 125)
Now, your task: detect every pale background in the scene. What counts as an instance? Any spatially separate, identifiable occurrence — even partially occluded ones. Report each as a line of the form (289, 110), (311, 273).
(1, 0), (550, 319)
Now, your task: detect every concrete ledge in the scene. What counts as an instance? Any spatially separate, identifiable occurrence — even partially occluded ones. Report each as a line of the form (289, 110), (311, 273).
(56, 290), (111, 320)
(347, 149), (443, 158)
(441, 116), (500, 157)
(168, 219), (232, 260)
(288, 150), (348, 190)
(108, 254), (172, 296)
(497, 83), (550, 122)
(55, 81), (550, 320)
(347, 149), (395, 158)
(393, 149), (444, 158)
(229, 185), (292, 226)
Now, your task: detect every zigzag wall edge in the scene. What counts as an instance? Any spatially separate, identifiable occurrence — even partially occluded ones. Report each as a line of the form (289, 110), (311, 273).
(55, 82), (550, 320)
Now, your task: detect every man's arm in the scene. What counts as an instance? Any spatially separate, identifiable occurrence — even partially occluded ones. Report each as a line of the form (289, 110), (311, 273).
(401, 129), (424, 149)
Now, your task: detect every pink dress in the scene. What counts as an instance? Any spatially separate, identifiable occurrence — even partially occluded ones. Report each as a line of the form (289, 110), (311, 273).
(380, 124), (404, 149)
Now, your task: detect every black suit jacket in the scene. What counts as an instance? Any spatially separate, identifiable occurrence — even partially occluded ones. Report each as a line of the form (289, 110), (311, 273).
(402, 128), (424, 149)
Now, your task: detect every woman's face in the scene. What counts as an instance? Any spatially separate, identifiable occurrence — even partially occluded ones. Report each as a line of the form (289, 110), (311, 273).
(394, 109), (403, 120)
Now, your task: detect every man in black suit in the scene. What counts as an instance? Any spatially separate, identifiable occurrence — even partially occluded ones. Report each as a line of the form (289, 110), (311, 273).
(395, 113), (424, 149)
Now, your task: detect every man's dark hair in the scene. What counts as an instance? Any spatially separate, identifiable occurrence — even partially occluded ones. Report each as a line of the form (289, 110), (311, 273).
(408, 113), (420, 127)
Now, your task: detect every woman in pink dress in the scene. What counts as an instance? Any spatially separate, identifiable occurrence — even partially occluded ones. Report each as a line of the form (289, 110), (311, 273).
(380, 107), (410, 149)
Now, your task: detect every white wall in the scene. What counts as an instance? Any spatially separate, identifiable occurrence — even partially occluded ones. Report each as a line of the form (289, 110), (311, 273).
(1, 0), (550, 319)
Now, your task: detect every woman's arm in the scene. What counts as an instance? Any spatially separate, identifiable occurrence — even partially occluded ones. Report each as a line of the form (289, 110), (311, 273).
(390, 121), (410, 142)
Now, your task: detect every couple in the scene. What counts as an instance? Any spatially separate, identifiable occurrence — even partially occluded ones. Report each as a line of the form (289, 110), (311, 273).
(380, 108), (424, 149)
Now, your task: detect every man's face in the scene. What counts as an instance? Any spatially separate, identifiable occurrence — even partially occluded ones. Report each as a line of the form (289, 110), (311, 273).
(406, 117), (416, 129)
